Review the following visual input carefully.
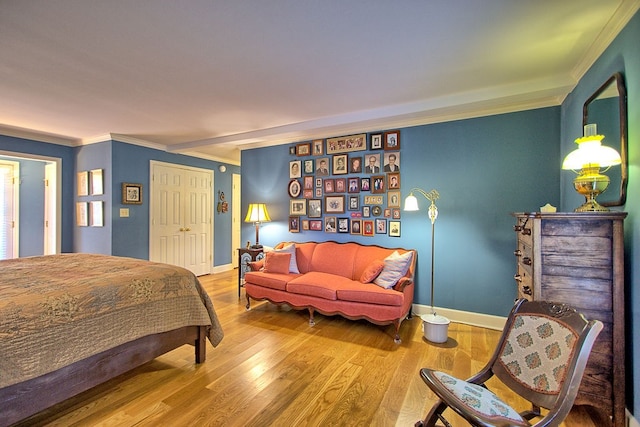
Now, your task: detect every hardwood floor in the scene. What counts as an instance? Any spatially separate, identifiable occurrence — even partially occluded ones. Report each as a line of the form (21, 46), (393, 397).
(18, 270), (609, 426)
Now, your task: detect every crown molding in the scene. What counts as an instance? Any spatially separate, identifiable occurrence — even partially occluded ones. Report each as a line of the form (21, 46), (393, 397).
(0, 125), (79, 146)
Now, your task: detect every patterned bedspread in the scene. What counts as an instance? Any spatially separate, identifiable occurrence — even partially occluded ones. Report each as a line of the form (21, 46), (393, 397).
(0, 253), (223, 389)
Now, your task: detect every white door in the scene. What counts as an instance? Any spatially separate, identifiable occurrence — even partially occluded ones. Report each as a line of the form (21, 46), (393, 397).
(232, 173), (241, 268)
(0, 161), (18, 259)
(150, 162), (212, 276)
(44, 162), (57, 255)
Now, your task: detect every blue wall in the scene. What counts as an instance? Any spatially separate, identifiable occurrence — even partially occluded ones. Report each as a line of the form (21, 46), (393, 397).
(561, 9), (640, 417)
(241, 106), (561, 317)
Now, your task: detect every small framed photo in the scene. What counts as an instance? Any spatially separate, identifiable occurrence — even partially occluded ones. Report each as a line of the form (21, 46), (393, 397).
(350, 156), (363, 173)
(324, 178), (335, 193)
(372, 206), (382, 216)
(290, 199), (307, 215)
(388, 191), (401, 208)
(324, 216), (337, 233)
(290, 160), (302, 178)
(383, 152), (400, 172)
(122, 183), (143, 204)
(312, 139), (324, 155)
(297, 143), (311, 156)
(304, 159), (314, 174)
(348, 178), (360, 193)
(288, 179), (301, 198)
(289, 146), (296, 155)
(363, 220), (375, 236)
(77, 171), (89, 196)
(389, 220), (401, 237)
(325, 195), (345, 213)
(303, 175), (314, 189)
(335, 178), (346, 193)
(315, 178), (323, 187)
(289, 216), (300, 233)
(370, 133), (383, 150)
(337, 217), (350, 233)
(384, 208), (391, 218)
(332, 154), (348, 175)
(351, 219), (362, 235)
(310, 220), (323, 231)
(90, 169), (103, 195)
(392, 208), (401, 219)
(384, 130), (400, 150)
(360, 177), (371, 192)
(315, 188), (323, 198)
(303, 189), (313, 199)
(308, 199), (322, 218)
(362, 206), (370, 217)
(90, 201), (103, 227)
(315, 158), (330, 176)
(302, 220), (310, 230)
(76, 202), (88, 226)
(387, 173), (400, 189)
(375, 218), (387, 234)
(371, 175), (385, 194)
(348, 195), (359, 211)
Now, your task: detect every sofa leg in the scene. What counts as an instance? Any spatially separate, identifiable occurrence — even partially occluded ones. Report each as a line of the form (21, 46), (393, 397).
(308, 308), (316, 327)
(393, 320), (402, 344)
(245, 295), (251, 311)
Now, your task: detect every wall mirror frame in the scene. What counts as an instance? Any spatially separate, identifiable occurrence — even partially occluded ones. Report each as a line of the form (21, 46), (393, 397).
(582, 72), (628, 207)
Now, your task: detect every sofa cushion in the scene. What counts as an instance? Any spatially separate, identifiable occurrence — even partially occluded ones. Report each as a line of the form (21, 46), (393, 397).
(275, 243), (300, 274)
(337, 282), (404, 306)
(308, 242), (359, 279)
(244, 271), (297, 291)
(374, 250), (414, 289)
(263, 252), (291, 274)
(360, 259), (385, 283)
(286, 272), (357, 300)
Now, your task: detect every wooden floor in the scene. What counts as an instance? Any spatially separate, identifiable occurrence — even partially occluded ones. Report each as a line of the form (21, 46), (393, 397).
(18, 270), (609, 427)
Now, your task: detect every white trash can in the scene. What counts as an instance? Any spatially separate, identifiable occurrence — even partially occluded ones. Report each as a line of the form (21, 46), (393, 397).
(421, 313), (450, 343)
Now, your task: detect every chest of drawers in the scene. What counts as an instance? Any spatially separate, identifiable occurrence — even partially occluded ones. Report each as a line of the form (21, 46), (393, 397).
(512, 212), (626, 427)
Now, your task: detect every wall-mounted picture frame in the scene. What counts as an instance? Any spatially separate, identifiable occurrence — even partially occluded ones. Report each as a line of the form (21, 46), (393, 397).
(371, 175), (385, 194)
(335, 178), (346, 193)
(332, 154), (348, 175)
(375, 218), (387, 234)
(312, 139), (324, 156)
(337, 217), (350, 233)
(324, 195), (345, 213)
(364, 154), (381, 174)
(303, 189), (313, 199)
(303, 175), (314, 189)
(363, 220), (374, 236)
(383, 152), (400, 172)
(77, 171), (89, 196)
(289, 160), (302, 178)
(309, 220), (323, 231)
(315, 188), (323, 198)
(388, 172), (400, 189)
(289, 216), (300, 233)
(324, 216), (337, 233)
(388, 191), (401, 208)
(304, 159), (314, 174)
(290, 199), (307, 216)
(324, 178), (335, 193)
(364, 195), (383, 205)
(389, 220), (401, 237)
(383, 130), (400, 150)
(90, 169), (103, 195)
(370, 133), (383, 150)
(348, 178), (360, 193)
(350, 156), (363, 173)
(288, 179), (301, 198)
(308, 199), (322, 218)
(90, 201), (103, 227)
(360, 177), (371, 192)
(326, 133), (367, 154)
(351, 219), (362, 235)
(76, 202), (88, 226)
(392, 208), (401, 219)
(302, 220), (310, 230)
(296, 143), (311, 156)
(315, 158), (330, 176)
(372, 206), (382, 216)
(122, 183), (143, 204)
(348, 195), (359, 211)
(362, 206), (370, 217)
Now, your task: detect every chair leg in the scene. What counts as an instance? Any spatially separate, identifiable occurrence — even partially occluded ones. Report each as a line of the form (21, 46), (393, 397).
(417, 400), (450, 427)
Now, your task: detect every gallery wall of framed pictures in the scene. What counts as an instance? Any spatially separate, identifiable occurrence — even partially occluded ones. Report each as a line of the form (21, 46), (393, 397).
(287, 131), (403, 237)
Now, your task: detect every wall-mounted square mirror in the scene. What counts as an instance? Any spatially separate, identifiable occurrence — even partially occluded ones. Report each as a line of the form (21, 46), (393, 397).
(583, 72), (628, 207)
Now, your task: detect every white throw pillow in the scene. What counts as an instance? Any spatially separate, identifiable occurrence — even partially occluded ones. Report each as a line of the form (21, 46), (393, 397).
(373, 250), (413, 289)
(274, 243), (300, 274)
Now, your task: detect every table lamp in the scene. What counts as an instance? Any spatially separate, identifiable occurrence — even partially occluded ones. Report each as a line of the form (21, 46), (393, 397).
(244, 203), (270, 249)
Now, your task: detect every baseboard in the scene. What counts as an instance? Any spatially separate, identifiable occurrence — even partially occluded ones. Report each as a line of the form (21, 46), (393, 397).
(629, 409), (640, 427)
(210, 263), (234, 274)
(412, 303), (507, 331)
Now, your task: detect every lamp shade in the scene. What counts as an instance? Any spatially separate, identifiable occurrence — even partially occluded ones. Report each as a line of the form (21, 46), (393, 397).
(562, 124), (621, 170)
(403, 194), (419, 211)
(244, 203), (271, 223)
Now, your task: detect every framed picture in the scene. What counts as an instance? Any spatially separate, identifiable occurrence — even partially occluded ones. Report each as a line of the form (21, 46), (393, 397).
(290, 199), (307, 215)
(337, 217), (350, 233)
(389, 220), (401, 237)
(383, 152), (400, 172)
(384, 130), (400, 150)
(77, 171), (89, 196)
(384, 208), (391, 217)
(371, 175), (385, 194)
(348, 195), (359, 211)
(363, 220), (375, 236)
(325, 195), (345, 213)
(362, 206), (370, 217)
(351, 219), (362, 235)
(324, 178), (335, 193)
(312, 139), (324, 156)
(350, 156), (363, 173)
(370, 133), (383, 150)
(289, 146), (296, 155)
(90, 201), (103, 227)
(392, 208), (401, 219)
(76, 202), (88, 226)
(90, 169), (103, 195)
(304, 159), (314, 174)
(303, 189), (313, 199)
(335, 178), (346, 193)
(315, 188), (323, 198)
(364, 153), (381, 174)
(375, 218), (387, 234)
(308, 199), (322, 218)
(326, 133), (366, 154)
(332, 154), (348, 175)
(296, 143), (311, 156)
(387, 173), (400, 189)
(302, 220), (310, 230)
(289, 160), (302, 178)
(364, 195), (384, 204)
(122, 183), (143, 204)
(388, 191), (401, 208)
(309, 220), (323, 231)
(289, 216), (300, 233)
(303, 175), (314, 189)
(315, 158), (330, 176)
(315, 178), (322, 187)
(360, 177), (370, 192)
(324, 216), (337, 233)
(372, 206), (382, 216)
(288, 179), (301, 198)
(348, 178), (360, 193)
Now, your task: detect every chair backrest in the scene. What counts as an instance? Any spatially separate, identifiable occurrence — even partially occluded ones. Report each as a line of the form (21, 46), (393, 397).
(490, 299), (603, 414)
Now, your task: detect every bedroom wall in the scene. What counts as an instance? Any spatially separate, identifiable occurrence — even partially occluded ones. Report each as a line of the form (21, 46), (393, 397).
(560, 9), (640, 418)
(241, 106), (561, 318)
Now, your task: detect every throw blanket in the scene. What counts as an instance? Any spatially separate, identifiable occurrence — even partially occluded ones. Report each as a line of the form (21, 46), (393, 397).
(0, 253), (223, 389)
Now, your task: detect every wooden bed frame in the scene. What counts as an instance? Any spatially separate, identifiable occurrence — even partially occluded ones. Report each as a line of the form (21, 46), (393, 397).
(0, 325), (208, 427)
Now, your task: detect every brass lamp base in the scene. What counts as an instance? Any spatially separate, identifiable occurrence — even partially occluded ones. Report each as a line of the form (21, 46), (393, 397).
(573, 167), (610, 212)
(575, 198), (609, 212)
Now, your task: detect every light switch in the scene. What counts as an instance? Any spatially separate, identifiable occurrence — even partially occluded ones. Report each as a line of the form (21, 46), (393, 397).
(120, 208), (130, 218)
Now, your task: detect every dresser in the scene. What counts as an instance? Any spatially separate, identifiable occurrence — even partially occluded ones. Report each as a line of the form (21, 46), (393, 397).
(512, 212), (626, 427)
(238, 247), (264, 298)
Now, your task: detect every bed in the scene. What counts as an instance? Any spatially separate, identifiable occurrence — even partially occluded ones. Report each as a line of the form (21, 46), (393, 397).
(0, 253), (223, 426)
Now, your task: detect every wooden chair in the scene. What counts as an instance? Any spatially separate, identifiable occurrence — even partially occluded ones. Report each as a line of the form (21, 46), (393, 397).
(415, 299), (603, 427)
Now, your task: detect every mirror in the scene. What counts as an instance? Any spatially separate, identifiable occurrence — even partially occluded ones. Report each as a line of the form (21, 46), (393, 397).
(583, 72), (628, 207)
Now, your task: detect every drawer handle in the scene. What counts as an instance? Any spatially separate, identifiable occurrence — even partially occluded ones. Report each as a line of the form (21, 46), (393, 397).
(522, 285), (532, 295)
(522, 257), (532, 266)
(514, 274), (522, 282)
(521, 228), (531, 235)
(513, 225), (522, 232)
(514, 249), (522, 257)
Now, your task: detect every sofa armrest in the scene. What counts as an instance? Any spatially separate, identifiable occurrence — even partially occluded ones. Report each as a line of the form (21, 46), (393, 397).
(394, 277), (413, 292)
(248, 259), (264, 271)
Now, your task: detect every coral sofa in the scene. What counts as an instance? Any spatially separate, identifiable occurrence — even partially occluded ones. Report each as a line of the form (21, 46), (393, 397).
(244, 241), (416, 343)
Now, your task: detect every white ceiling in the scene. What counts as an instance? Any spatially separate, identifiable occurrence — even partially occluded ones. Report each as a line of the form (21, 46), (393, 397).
(1, 1), (639, 165)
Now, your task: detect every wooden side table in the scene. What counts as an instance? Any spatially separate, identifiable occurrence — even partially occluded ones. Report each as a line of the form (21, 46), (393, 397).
(238, 247), (264, 298)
